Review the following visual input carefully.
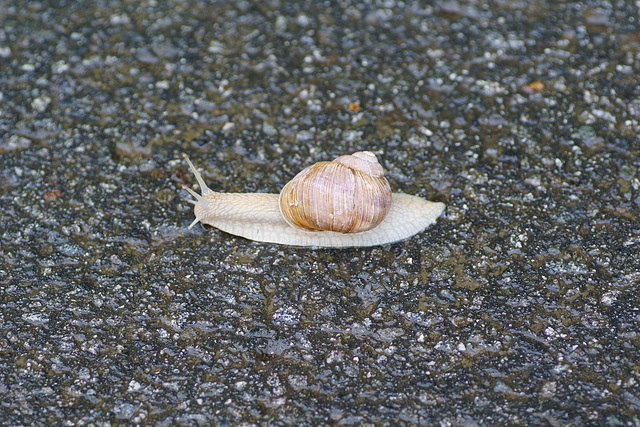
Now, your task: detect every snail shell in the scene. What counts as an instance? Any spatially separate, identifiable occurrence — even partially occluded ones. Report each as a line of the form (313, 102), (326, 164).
(279, 151), (392, 233)
(181, 151), (445, 248)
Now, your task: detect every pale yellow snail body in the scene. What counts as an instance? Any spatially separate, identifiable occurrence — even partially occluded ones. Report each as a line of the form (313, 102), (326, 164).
(181, 151), (445, 248)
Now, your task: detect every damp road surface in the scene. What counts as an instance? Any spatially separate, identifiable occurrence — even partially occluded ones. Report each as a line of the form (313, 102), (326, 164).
(1, 1), (639, 425)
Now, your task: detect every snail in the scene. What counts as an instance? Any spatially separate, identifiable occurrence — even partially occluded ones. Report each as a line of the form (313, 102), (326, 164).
(181, 151), (445, 247)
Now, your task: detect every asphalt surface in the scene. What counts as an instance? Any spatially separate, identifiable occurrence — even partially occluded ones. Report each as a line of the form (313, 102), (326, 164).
(1, 1), (639, 425)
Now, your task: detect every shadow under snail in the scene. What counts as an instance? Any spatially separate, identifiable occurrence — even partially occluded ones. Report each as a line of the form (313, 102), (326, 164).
(181, 151), (445, 248)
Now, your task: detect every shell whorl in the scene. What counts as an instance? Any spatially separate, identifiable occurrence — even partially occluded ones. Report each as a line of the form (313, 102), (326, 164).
(278, 151), (392, 233)
(332, 151), (385, 177)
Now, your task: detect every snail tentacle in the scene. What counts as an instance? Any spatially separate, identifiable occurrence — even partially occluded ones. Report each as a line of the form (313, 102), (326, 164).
(182, 153), (211, 196)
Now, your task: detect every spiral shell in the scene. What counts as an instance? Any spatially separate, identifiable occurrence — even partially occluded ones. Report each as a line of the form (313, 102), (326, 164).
(278, 151), (392, 233)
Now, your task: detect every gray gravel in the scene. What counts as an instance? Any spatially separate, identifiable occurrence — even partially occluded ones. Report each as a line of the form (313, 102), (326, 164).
(1, 0), (639, 425)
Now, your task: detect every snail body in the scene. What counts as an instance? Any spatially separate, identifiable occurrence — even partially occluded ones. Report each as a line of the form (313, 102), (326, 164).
(182, 151), (444, 248)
